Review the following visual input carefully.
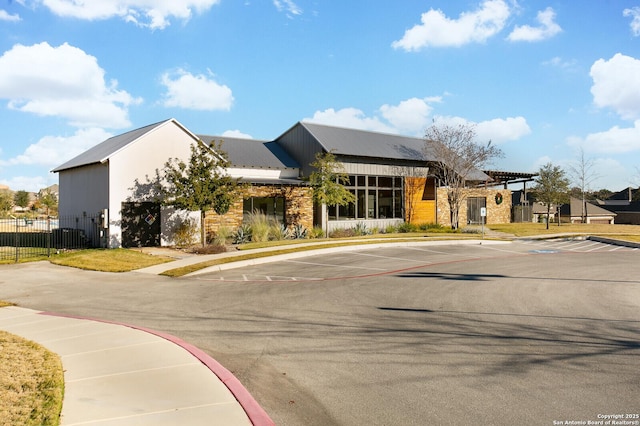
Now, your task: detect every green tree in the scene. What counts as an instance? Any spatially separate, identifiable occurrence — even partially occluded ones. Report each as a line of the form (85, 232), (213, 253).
(424, 122), (503, 229)
(161, 140), (242, 246)
(533, 163), (570, 229)
(38, 189), (58, 216)
(13, 190), (30, 211)
(0, 190), (12, 214)
(308, 151), (356, 236)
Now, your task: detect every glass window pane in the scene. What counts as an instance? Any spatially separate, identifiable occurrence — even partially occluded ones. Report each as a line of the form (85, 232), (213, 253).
(357, 175), (365, 187)
(378, 177), (393, 188)
(357, 189), (366, 219)
(368, 190), (377, 218)
(368, 176), (377, 187)
(378, 189), (392, 219)
(394, 190), (403, 218)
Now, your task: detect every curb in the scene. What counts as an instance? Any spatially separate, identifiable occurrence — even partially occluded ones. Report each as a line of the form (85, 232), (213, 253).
(587, 235), (640, 249)
(39, 311), (275, 426)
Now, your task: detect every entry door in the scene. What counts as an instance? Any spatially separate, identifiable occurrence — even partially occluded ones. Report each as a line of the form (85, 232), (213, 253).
(121, 202), (161, 247)
(467, 197), (487, 224)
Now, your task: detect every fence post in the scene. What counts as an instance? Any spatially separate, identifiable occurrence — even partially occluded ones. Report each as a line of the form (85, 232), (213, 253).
(47, 216), (51, 257)
(13, 216), (19, 263)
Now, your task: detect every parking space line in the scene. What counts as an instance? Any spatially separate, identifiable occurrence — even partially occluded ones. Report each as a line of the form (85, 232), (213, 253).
(284, 259), (388, 271)
(348, 251), (428, 263)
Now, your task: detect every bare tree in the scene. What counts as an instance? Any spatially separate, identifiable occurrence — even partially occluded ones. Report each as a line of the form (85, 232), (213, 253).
(569, 147), (598, 223)
(424, 122), (503, 229)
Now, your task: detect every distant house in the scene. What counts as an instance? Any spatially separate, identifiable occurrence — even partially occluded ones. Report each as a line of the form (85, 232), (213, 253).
(596, 187), (640, 225)
(559, 197), (616, 224)
(53, 119), (513, 248)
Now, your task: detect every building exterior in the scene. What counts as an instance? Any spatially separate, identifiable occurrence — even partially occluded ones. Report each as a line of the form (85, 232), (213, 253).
(53, 119), (512, 248)
(559, 197), (616, 224)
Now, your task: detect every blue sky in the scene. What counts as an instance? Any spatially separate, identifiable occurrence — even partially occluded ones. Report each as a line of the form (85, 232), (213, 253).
(1, 0), (639, 193)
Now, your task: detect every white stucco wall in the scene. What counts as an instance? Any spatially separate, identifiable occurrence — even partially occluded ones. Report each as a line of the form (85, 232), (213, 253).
(107, 121), (199, 247)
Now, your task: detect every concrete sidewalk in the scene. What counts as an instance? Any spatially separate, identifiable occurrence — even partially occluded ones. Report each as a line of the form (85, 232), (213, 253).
(0, 306), (274, 426)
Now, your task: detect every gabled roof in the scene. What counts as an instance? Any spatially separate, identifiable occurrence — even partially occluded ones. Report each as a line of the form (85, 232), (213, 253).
(298, 122), (489, 181)
(52, 119), (196, 173)
(607, 187), (639, 201)
(197, 135), (300, 169)
(560, 197), (617, 217)
(299, 122), (430, 162)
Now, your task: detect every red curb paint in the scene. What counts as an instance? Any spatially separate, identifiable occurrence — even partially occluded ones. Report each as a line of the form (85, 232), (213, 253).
(39, 311), (275, 426)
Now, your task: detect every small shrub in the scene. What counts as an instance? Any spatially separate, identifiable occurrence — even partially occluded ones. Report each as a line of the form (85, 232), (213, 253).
(232, 225), (252, 244)
(384, 224), (397, 234)
(191, 243), (227, 254)
(246, 211), (270, 242)
(269, 223), (290, 241)
(211, 226), (232, 246)
(309, 226), (325, 239)
(354, 222), (371, 236)
(417, 222), (448, 233)
(329, 228), (357, 238)
(173, 218), (198, 247)
(291, 224), (308, 239)
(397, 222), (418, 233)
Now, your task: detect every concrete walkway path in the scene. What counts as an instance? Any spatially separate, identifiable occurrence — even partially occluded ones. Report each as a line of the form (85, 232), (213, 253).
(0, 306), (274, 426)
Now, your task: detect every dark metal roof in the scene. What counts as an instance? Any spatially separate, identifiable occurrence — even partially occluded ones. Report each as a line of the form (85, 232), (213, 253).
(300, 122), (432, 162)
(198, 135), (300, 169)
(484, 170), (538, 184)
(52, 119), (188, 173)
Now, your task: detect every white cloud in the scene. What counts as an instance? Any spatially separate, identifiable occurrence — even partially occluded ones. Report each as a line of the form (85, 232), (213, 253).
(161, 69), (234, 111)
(222, 130), (253, 139)
(37, 0), (221, 29)
(379, 97), (440, 134)
(431, 115), (531, 144)
(1, 128), (112, 167)
(304, 107), (396, 134)
(590, 53), (640, 120)
(567, 120), (640, 154)
(0, 10), (21, 21)
(392, 0), (510, 51)
(475, 116), (531, 143)
(543, 56), (578, 73)
(507, 7), (562, 42)
(0, 42), (138, 128)
(624, 7), (640, 36)
(0, 175), (52, 194)
(273, 0), (302, 17)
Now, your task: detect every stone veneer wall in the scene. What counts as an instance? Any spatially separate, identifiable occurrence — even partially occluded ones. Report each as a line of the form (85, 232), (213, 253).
(436, 187), (511, 227)
(204, 185), (314, 238)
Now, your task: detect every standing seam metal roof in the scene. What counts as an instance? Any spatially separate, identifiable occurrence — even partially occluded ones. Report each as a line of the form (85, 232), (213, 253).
(299, 122), (438, 162)
(197, 135), (300, 169)
(51, 119), (190, 173)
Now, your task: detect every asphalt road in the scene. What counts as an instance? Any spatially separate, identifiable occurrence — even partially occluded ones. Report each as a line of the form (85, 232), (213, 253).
(1, 239), (638, 426)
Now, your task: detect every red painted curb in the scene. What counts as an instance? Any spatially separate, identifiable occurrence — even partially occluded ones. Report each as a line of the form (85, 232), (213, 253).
(39, 311), (275, 426)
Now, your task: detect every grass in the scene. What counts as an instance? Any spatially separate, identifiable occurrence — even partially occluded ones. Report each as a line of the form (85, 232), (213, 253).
(0, 321), (64, 426)
(488, 222), (640, 238)
(49, 248), (173, 272)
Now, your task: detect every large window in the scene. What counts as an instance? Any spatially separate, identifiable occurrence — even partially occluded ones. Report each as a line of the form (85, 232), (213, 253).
(243, 197), (285, 223)
(328, 175), (403, 220)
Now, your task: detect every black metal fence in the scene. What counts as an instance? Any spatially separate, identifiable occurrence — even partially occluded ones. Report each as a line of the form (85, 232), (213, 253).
(0, 215), (101, 262)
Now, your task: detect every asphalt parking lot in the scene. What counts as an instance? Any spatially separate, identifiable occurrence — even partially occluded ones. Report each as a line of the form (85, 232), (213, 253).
(1, 239), (638, 425)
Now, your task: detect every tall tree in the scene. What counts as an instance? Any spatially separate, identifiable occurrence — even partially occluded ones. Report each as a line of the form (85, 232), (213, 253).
(161, 140), (241, 246)
(533, 163), (570, 229)
(569, 147), (598, 223)
(308, 151), (356, 235)
(424, 122), (503, 229)
(13, 190), (30, 211)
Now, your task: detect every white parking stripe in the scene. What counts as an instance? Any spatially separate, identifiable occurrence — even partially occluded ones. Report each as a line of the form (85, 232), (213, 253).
(348, 251), (428, 263)
(284, 259), (388, 271)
